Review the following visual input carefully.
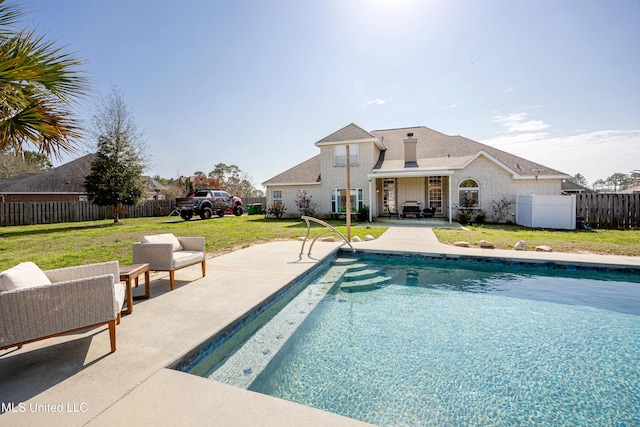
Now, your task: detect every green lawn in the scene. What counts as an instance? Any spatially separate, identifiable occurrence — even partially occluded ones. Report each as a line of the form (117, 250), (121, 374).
(0, 215), (387, 271)
(2, 218), (639, 272)
(433, 224), (640, 257)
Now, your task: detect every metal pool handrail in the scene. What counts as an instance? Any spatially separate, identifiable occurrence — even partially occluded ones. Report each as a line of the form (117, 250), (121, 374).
(300, 215), (355, 255)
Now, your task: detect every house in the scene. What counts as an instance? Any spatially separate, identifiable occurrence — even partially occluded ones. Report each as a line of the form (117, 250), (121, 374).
(262, 123), (569, 222)
(618, 185), (640, 194)
(561, 180), (595, 195)
(0, 154), (168, 202)
(0, 155), (93, 202)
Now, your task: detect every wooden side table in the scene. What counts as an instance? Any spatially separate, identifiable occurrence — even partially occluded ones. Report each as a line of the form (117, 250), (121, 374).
(119, 263), (150, 315)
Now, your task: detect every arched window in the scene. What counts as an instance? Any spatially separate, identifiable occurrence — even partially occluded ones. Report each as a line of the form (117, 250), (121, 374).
(458, 179), (479, 208)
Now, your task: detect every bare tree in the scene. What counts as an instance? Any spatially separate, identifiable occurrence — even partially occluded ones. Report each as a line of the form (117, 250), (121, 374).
(0, 149), (51, 179)
(84, 87), (149, 223)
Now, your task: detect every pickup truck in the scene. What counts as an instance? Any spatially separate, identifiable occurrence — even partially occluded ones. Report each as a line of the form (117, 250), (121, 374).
(175, 189), (243, 220)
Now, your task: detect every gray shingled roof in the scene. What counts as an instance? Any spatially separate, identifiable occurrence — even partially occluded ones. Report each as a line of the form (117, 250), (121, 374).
(561, 180), (595, 193)
(262, 155), (321, 185)
(0, 153), (166, 195)
(263, 124), (568, 186)
(370, 126), (567, 177)
(0, 173), (41, 191)
(0, 154), (94, 192)
(315, 123), (377, 144)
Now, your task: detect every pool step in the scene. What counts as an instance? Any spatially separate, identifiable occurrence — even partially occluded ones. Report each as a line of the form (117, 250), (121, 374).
(340, 276), (392, 293)
(333, 257), (361, 265)
(343, 268), (384, 281)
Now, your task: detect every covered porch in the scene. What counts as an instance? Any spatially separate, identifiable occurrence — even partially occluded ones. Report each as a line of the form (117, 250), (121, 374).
(367, 170), (455, 224)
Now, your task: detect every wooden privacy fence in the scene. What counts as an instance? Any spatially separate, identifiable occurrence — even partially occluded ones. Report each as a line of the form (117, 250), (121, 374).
(0, 200), (174, 226)
(2, 195), (637, 228)
(576, 193), (640, 229)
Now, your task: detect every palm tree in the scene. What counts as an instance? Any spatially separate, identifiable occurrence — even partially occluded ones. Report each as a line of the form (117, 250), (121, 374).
(0, 0), (89, 158)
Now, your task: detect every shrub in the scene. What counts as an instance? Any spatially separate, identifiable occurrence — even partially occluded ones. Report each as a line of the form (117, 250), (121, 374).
(295, 190), (317, 217)
(489, 197), (515, 223)
(457, 210), (472, 225)
(268, 201), (287, 218)
(473, 210), (487, 224)
(358, 205), (370, 222)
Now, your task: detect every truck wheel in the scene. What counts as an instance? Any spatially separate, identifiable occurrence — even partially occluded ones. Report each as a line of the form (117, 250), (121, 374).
(181, 212), (193, 221)
(234, 205), (243, 216)
(200, 208), (212, 220)
(217, 210), (224, 217)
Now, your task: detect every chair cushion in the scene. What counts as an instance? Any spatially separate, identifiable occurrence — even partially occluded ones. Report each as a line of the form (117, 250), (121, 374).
(113, 282), (126, 311)
(140, 233), (183, 251)
(172, 250), (205, 269)
(0, 261), (52, 292)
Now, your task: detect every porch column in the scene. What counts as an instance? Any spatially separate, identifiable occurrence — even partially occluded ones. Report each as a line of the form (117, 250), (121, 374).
(368, 179), (373, 222)
(448, 177), (452, 223)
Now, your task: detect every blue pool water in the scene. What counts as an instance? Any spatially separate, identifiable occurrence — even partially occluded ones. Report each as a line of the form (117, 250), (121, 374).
(189, 255), (640, 426)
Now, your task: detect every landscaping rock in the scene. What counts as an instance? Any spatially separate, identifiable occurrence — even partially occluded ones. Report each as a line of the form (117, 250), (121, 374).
(514, 240), (528, 251)
(365, 234), (375, 241)
(535, 245), (553, 252)
(352, 236), (362, 242)
(478, 240), (495, 249)
(322, 236), (335, 242)
(453, 241), (470, 247)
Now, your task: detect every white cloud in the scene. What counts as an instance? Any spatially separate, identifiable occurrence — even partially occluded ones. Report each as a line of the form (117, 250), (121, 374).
(449, 101), (460, 109)
(492, 113), (550, 134)
(363, 98), (386, 106)
(503, 85), (516, 94)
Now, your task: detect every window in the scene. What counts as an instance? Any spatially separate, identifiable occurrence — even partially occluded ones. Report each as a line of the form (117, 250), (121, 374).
(331, 189), (363, 213)
(334, 144), (359, 166)
(272, 190), (283, 203)
(458, 179), (479, 208)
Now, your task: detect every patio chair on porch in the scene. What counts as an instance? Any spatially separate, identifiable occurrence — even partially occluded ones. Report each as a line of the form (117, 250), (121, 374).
(421, 207), (436, 218)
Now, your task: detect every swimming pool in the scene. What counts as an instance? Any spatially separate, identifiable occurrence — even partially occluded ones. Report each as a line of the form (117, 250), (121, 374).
(184, 253), (640, 426)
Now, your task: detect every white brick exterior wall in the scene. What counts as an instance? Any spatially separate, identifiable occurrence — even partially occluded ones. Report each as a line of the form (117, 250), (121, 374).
(451, 156), (561, 221)
(267, 142), (380, 219)
(267, 151), (561, 222)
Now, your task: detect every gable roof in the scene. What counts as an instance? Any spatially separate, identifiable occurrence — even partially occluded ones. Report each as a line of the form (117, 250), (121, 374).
(0, 154), (94, 193)
(262, 155), (321, 186)
(370, 126), (568, 179)
(263, 123), (569, 187)
(315, 123), (382, 148)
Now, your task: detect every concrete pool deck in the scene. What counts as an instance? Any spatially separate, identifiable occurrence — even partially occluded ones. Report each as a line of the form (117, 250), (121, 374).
(1, 226), (639, 426)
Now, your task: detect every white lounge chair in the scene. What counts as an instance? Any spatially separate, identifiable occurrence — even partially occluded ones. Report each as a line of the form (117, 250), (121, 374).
(132, 233), (206, 290)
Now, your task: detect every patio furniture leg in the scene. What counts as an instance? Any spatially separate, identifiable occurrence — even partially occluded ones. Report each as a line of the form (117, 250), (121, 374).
(201, 260), (206, 278)
(108, 319), (116, 353)
(170, 271), (175, 290)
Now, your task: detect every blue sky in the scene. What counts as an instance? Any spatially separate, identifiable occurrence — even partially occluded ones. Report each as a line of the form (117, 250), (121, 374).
(22, 0), (640, 188)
